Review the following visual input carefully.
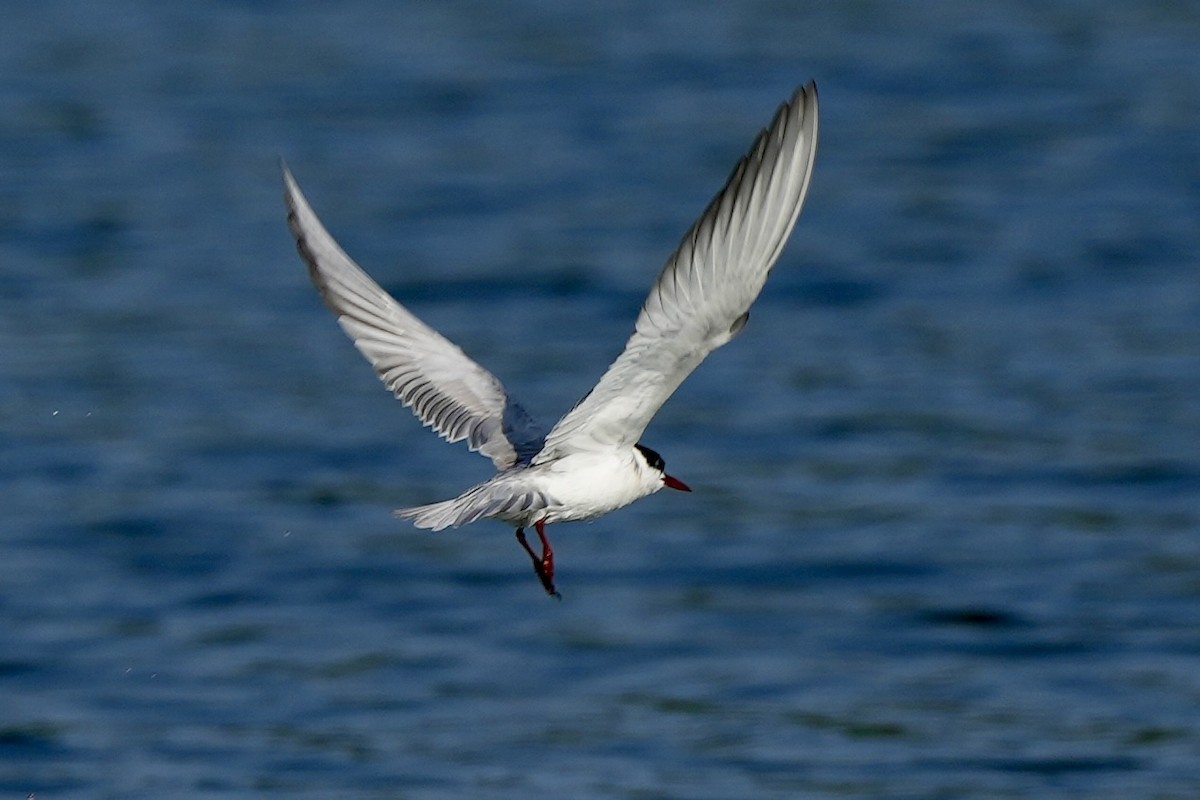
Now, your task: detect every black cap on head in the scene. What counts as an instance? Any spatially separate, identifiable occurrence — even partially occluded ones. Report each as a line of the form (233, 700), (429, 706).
(635, 443), (665, 472)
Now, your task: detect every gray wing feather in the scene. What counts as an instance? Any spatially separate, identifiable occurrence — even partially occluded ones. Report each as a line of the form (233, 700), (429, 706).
(283, 165), (544, 470)
(536, 82), (820, 461)
(394, 480), (553, 531)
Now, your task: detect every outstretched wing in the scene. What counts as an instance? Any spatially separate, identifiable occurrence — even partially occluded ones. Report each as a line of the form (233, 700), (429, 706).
(283, 165), (544, 470)
(535, 82), (819, 462)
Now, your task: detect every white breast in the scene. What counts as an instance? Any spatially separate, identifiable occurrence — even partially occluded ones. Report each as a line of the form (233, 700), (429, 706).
(535, 450), (662, 525)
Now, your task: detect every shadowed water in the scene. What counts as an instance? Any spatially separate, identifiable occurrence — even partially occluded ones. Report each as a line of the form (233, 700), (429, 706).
(2, 2), (1198, 798)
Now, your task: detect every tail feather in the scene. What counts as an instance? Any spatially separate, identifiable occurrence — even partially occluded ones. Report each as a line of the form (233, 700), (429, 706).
(395, 482), (552, 531)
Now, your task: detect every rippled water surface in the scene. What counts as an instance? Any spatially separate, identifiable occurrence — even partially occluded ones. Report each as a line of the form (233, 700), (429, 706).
(3, 2), (1199, 798)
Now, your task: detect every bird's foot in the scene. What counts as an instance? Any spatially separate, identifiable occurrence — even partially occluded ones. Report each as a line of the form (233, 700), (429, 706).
(534, 560), (561, 600)
(516, 524), (561, 600)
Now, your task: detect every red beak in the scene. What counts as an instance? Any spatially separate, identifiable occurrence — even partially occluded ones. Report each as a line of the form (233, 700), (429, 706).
(663, 474), (691, 492)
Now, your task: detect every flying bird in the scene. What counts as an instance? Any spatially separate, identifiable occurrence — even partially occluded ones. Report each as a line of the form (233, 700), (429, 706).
(284, 82), (819, 597)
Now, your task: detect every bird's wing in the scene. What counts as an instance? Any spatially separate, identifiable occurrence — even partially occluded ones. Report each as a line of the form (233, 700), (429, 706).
(283, 165), (544, 470)
(534, 82), (819, 463)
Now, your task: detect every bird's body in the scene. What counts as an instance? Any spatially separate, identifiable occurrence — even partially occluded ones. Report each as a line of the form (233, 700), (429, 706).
(284, 82), (820, 597)
(397, 445), (667, 531)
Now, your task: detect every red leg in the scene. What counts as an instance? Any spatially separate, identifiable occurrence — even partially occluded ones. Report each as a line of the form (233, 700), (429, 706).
(535, 519), (556, 589)
(515, 525), (561, 599)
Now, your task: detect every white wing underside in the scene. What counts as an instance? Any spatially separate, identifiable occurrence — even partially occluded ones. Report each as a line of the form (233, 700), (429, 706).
(284, 166), (544, 470)
(534, 82), (820, 462)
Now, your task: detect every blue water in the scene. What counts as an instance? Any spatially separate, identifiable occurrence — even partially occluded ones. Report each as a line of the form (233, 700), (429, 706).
(3, 2), (1198, 797)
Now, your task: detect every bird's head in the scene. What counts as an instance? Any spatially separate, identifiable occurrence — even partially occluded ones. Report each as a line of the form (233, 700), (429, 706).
(634, 443), (691, 493)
